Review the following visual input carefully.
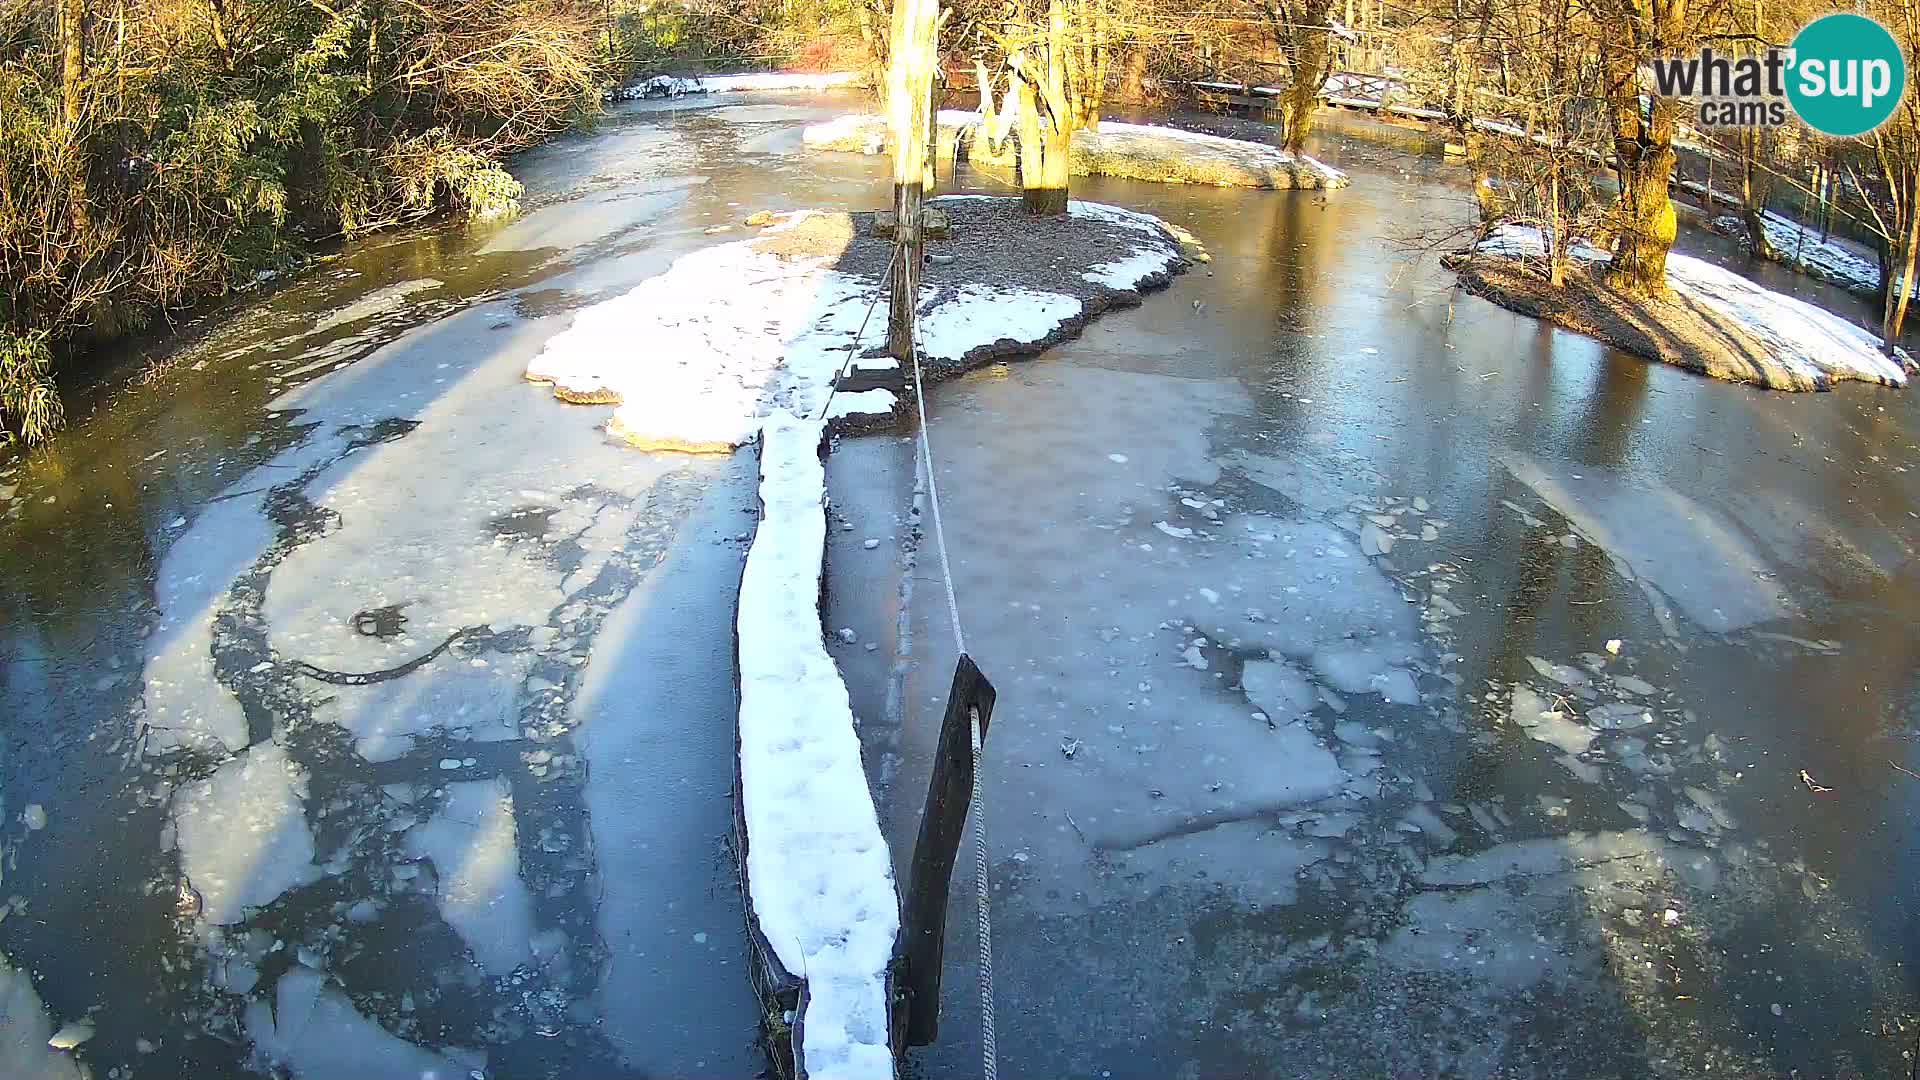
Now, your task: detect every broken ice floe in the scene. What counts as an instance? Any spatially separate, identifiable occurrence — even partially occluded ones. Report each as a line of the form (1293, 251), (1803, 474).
(404, 778), (537, 976)
(171, 742), (320, 926)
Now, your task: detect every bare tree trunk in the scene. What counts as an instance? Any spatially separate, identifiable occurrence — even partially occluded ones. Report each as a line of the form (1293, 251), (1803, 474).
(857, 0), (888, 92)
(885, 0), (939, 359)
(1120, 42), (1147, 103)
(1008, 0), (1074, 216)
(60, 0), (85, 126)
(1740, 129), (1774, 259)
(1445, 0), (1469, 131)
(975, 58), (1013, 161)
(1548, 167), (1567, 288)
(1607, 81), (1677, 295)
(1282, 0), (1334, 153)
(1014, 69), (1047, 204)
(1886, 175), (1919, 352)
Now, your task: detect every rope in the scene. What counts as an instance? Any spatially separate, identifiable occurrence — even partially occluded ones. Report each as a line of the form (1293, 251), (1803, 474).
(906, 332), (966, 658)
(969, 705), (996, 1080)
(905, 315), (994, 1080)
(812, 262), (895, 424)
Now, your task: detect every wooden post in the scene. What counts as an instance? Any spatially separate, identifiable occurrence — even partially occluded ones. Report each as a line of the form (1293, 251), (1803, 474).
(901, 653), (996, 1045)
(886, 0), (940, 360)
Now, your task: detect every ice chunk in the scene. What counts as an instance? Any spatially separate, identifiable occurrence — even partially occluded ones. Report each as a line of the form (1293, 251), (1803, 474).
(1506, 454), (1793, 632)
(172, 742), (320, 925)
(1588, 702), (1656, 730)
(1241, 659), (1317, 723)
(246, 965), (472, 1080)
(1511, 686), (1595, 756)
(404, 778), (536, 976)
(0, 954), (84, 1080)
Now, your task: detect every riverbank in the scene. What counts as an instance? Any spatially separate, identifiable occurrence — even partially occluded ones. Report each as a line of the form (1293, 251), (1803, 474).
(804, 112), (1347, 189)
(1448, 224), (1911, 391)
(1, 65), (864, 448)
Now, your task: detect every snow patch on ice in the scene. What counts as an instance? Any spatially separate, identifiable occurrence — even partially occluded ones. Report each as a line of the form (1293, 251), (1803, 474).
(527, 198), (1183, 441)
(737, 415), (896, 1080)
(142, 493), (273, 755)
(618, 71), (861, 101)
(526, 221), (878, 449)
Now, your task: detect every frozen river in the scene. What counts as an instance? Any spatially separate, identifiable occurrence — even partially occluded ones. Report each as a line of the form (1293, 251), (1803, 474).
(0, 93), (1916, 1079)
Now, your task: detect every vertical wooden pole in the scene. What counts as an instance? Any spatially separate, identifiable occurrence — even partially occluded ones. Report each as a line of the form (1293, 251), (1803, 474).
(902, 654), (996, 1045)
(886, 0), (940, 361)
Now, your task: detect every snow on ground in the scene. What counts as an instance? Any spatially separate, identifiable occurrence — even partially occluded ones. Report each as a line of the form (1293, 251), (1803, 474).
(525, 213), (897, 450)
(803, 112), (1348, 188)
(737, 415), (896, 1080)
(1082, 120), (1348, 187)
(526, 197), (1191, 442)
(1477, 223), (1910, 388)
(1709, 209), (1884, 296)
(171, 741), (320, 926)
(614, 71), (860, 101)
(245, 965), (478, 1079)
(404, 778), (537, 976)
(917, 285), (1081, 363)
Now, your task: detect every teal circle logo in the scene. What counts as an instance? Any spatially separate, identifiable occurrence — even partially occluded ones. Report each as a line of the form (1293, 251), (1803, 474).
(1787, 13), (1906, 137)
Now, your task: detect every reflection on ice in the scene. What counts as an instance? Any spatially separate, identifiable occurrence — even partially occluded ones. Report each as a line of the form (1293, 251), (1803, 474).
(1505, 453), (1792, 633)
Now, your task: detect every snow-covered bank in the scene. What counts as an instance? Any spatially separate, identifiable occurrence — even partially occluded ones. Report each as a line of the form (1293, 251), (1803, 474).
(527, 194), (1196, 1076)
(1706, 209), (1885, 297)
(803, 112), (1348, 189)
(737, 415), (897, 1080)
(1459, 223), (1911, 391)
(613, 71), (861, 101)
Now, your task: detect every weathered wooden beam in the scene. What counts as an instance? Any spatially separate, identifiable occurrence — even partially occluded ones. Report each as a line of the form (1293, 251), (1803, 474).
(900, 652), (996, 1046)
(885, 0), (939, 361)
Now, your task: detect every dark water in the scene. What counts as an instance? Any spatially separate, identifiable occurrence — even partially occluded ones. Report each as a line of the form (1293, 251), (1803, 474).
(0, 92), (1915, 1080)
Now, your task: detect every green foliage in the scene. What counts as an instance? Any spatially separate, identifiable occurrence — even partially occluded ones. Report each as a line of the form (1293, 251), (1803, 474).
(0, 0), (607, 444)
(0, 330), (63, 447)
(609, 0), (879, 76)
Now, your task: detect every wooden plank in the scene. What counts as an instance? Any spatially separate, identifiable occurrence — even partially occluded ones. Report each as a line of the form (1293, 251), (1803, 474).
(900, 653), (997, 1046)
